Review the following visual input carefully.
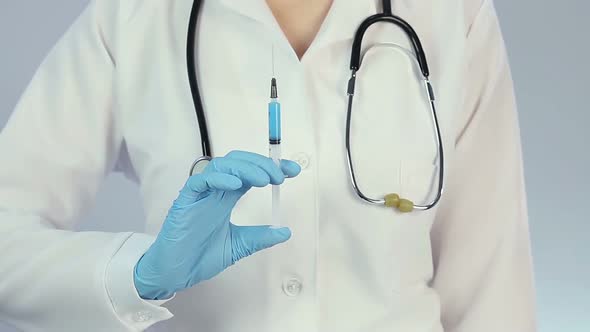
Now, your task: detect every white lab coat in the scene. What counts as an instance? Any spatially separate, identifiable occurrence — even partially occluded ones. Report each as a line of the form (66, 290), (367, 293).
(0, 0), (536, 331)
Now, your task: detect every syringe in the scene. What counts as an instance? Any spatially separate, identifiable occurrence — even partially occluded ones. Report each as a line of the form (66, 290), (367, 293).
(269, 77), (281, 227)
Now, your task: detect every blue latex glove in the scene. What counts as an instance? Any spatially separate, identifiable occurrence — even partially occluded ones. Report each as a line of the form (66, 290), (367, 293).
(134, 150), (301, 300)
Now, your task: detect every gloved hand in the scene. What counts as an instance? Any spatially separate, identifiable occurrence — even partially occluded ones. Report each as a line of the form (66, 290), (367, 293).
(134, 150), (301, 300)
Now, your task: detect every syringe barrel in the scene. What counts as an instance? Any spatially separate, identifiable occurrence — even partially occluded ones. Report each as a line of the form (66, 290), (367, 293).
(268, 100), (281, 144)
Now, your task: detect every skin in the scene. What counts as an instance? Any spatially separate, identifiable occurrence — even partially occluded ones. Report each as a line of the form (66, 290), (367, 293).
(265, 0), (334, 59)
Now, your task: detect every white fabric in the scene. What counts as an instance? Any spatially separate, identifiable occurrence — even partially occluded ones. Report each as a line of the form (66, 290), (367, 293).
(0, 0), (536, 331)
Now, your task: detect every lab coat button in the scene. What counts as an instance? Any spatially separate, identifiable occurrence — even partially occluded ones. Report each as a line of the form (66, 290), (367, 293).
(133, 311), (152, 322)
(293, 153), (310, 170)
(282, 278), (303, 296)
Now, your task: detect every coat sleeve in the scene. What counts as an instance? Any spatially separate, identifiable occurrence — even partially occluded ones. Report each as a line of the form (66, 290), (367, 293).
(0, 1), (172, 331)
(430, 0), (537, 331)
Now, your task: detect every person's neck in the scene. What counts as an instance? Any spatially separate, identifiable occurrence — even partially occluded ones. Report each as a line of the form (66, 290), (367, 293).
(266, 0), (334, 59)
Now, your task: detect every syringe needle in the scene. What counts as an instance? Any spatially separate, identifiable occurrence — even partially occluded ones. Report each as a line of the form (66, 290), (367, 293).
(271, 43), (275, 77)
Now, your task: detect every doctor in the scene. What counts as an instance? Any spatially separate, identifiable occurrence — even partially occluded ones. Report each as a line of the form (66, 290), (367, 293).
(0, 0), (536, 331)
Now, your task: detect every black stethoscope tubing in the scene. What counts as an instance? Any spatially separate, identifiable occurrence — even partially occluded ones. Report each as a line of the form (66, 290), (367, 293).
(187, 0), (211, 158)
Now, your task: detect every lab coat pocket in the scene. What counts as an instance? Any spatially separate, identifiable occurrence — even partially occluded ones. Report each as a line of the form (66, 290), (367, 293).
(385, 161), (438, 292)
(387, 220), (434, 293)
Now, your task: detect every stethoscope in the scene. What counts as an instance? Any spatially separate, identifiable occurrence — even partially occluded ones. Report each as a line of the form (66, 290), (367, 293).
(186, 0), (444, 213)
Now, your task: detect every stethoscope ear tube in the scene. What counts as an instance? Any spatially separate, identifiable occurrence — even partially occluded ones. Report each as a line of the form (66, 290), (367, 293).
(189, 156), (212, 176)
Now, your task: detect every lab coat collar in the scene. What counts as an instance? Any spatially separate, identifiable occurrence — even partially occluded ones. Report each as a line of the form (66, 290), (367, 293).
(218, 0), (378, 46)
(317, 0), (379, 46)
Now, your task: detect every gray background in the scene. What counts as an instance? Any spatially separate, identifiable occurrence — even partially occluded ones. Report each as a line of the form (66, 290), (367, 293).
(0, 1), (588, 331)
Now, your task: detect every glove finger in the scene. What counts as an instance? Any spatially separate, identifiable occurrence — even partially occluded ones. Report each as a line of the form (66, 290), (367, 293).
(176, 173), (243, 206)
(226, 150), (285, 185)
(230, 224), (292, 263)
(280, 159), (302, 178)
(208, 157), (271, 188)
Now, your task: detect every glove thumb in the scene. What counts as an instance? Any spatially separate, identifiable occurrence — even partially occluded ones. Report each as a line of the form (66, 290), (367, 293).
(230, 224), (291, 263)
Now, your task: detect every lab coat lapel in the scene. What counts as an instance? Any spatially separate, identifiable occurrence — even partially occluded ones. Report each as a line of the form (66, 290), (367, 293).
(218, 0), (277, 26)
